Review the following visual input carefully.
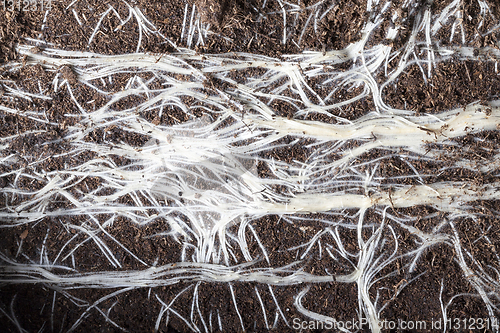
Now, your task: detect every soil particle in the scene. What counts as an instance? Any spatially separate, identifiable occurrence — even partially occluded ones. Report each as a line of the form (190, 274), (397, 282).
(60, 65), (78, 85)
(194, 0), (227, 28)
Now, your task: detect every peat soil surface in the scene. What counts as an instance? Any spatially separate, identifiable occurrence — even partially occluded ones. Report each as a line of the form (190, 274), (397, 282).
(1, 0), (500, 332)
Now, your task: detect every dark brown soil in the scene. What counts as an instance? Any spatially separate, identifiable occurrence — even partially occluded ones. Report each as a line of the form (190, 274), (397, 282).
(1, 0), (500, 332)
